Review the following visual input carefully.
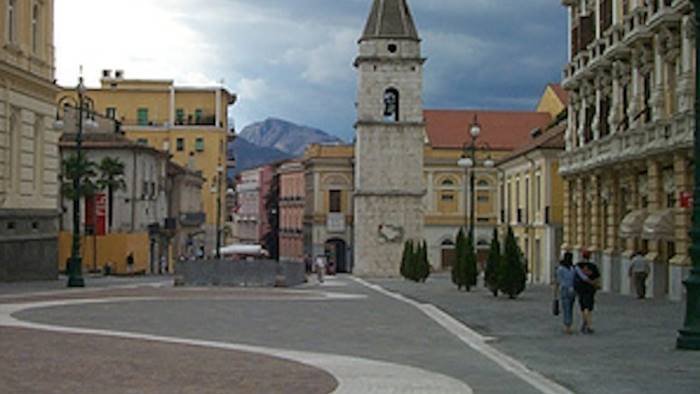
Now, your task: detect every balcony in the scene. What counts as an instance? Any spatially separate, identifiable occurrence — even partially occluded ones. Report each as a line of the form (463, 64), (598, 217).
(121, 115), (220, 129)
(560, 111), (693, 176)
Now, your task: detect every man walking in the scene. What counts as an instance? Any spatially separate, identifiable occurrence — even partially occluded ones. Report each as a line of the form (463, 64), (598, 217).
(574, 250), (600, 334)
(314, 254), (327, 284)
(629, 252), (650, 299)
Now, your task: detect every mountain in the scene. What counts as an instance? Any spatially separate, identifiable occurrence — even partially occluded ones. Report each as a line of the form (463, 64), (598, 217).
(228, 137), (292, 177)
(239, 117), (344, 156)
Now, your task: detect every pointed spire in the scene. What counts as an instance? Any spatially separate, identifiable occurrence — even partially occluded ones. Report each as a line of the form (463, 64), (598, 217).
(361, 0), (419, 42)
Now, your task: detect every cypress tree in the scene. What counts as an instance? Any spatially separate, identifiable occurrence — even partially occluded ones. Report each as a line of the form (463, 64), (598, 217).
(452, 228), (466, 290)
(421, 240), (431, 282)
(465, 231), (477, 291)
(400, 240), (411, 280)
(485, 228), (501, 297)
(498, 227), (527, 299)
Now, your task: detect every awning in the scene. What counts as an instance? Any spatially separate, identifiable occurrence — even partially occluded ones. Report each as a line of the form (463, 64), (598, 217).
(219, 244), (268, 256)
(619, 209), (647, 239)
(642, 209), (675, 241)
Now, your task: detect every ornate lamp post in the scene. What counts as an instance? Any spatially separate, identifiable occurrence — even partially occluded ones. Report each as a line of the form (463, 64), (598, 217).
(211, 164), (224, 259)
(55, 76), (98, 287)
(457, 116), (495, 241)
(677, 0), (700, 350)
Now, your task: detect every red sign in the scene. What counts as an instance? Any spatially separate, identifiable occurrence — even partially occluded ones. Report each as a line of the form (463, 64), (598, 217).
(95, 193), (107, 236)
(680, 191), (694, 209)
(85, 193), (107, 236)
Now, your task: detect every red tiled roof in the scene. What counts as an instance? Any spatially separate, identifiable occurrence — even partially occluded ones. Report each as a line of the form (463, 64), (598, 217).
(424, 110), (552, 151)
(549, 83), (569, 106)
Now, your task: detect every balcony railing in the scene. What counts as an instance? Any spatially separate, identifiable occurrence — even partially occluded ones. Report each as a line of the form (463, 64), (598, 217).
(560, 111), (693, 176)
(121, 115), (220, 128)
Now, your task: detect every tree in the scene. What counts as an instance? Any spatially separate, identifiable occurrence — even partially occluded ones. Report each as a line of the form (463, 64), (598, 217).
(485, 228), (501, 297)
(96, 157), (127, 229)
(263, 173), (280, 260)
(400, 239), (412, 280)
(452, 227), (467, 290)
(419, 240), (431, 282)
(464, 230), (478, 291)
(498, 227), (527, 299)
(61, 153), (99, 200)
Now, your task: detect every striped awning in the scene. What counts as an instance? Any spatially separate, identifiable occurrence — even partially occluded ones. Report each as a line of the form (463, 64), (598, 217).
(619, 209), (647, 239)
(642, 209), (675, 241)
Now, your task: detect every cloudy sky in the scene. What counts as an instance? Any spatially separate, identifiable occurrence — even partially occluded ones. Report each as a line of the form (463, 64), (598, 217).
(55, 0), (567, 141)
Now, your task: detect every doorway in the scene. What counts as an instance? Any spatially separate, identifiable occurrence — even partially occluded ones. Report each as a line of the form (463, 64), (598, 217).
(325, 239), (348, 274)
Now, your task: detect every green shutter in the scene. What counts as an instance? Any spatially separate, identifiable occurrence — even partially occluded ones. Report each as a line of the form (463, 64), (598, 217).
(137, 108), (149, 126)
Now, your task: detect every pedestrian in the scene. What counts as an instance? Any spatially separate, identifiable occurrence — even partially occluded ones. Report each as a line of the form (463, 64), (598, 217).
(126, 252), (134, 275)
(555, 252), (577, 335)
(574, 250), (600, 334)
(629, 252), (650, 299)
(314, 254), (327, 284)
(196, 246), (205, 260)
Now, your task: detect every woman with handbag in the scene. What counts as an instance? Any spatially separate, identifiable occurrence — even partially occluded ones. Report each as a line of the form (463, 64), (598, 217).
(556, 252), (577, 335)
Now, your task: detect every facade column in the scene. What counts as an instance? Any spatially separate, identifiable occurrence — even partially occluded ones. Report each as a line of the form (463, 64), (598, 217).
(562, 177), (572, 251)
(621, 172), (639, 295)
(576, 177), (586, 252)
(593, 78), (602, 140)
(651, 33), (667, 121)
(628, 49), (642, 128)
(603, 172), (622, 292)
(578, 86), (588, 147)
(646, 159), (665, 298)
(670, 154), (693, 300)
(678, 15), (695, 114)
(590, 174), (602, 254)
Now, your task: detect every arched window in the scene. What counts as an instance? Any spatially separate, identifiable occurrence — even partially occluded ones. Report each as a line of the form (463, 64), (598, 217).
(383, 88), (399, 122)
(442, 179), (455, 187)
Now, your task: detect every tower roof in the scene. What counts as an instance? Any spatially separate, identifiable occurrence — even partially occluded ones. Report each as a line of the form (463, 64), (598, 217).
(361, 0), (419, 42)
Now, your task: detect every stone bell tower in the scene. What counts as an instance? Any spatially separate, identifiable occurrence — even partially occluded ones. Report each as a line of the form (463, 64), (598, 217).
(353, 0), (426, 277)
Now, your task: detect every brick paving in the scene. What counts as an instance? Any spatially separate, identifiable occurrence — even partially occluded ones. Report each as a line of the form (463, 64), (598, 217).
(0, 326), (337, 394)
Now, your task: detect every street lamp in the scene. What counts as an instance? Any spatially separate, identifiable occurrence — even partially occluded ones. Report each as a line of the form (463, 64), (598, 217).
(677, 1), (700, 350)
(55, 76), (98, 287)
(456, 115), (484, 240)
(211, 164), (224, 259)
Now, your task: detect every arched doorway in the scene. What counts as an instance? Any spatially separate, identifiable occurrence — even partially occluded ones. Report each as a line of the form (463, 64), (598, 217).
(325, 238), (348, 274)
(441, 239), (456, 270)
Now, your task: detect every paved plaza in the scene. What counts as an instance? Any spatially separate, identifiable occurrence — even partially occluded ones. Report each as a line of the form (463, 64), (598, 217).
(0, 274), (698, 393)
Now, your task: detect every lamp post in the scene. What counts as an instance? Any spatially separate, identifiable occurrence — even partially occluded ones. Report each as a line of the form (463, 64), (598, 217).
(677, 0), (700, 350)
(457, 116), (495, 242)
(55, 76), (98, 287)
(212, 165), (224, 259)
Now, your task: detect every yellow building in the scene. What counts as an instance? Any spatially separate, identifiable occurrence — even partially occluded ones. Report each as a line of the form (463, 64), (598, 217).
(497, 121), (566, 284)
(60, 71), (236, 254)
(561, 0), (694, 300)
(0, 0), (61, 281)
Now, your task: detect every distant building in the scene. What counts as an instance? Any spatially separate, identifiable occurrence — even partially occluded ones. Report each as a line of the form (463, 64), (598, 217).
(278, 160), (305, 263)
(59, 72), (236, 256)
(236, 169), (261, 245)
(166, 161), (205, 263)
(0, 0), (61, 281)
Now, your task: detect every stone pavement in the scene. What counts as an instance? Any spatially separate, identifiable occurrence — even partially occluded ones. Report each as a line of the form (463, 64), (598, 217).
(369, 273), (700, 394)
(0, 274), (567, 393)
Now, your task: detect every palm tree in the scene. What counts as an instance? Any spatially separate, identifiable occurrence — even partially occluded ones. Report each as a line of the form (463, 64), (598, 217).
(96, 157), (127, 230)
(61, 153), (99, 200)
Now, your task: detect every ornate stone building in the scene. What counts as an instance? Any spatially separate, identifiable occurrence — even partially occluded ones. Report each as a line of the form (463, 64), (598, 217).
(560, 0), (694, 300)
(278, 159), (305, 263)
(0, 0), (60, 281)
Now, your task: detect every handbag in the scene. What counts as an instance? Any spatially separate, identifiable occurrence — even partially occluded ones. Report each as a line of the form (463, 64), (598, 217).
(552, 298), (560, 316)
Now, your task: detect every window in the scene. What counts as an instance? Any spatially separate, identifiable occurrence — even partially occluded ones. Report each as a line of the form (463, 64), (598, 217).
(383, 88), (399, 122)
(176, 109), (184, 125)
(643, 73), (653, 123)
(477, 194), (489, 203)
(194, 109), (203, 124)
(176, 138), (185, 152)
(7, 0), (16, 43)
(137, 108), (149, 126)
(137, 138), (148, 145)
(329, 190), (341, 213)
(32, 3), (40, 53)
(195, 137), (205, 152)
(106, 107), (117, 119)
(535, 174), (541, 213)
(441, 193), (455, 202)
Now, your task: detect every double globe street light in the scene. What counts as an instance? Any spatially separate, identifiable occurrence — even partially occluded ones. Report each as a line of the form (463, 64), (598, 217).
(55, 76), (99, 287)
(457, 115), (494, 242)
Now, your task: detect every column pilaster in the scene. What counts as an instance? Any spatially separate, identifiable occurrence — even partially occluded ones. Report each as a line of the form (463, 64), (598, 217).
(672, 154), (692, 266)
(576, 177), (586, 250)
(647, 160), (662, 261)
(590, 174), (602, 252)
